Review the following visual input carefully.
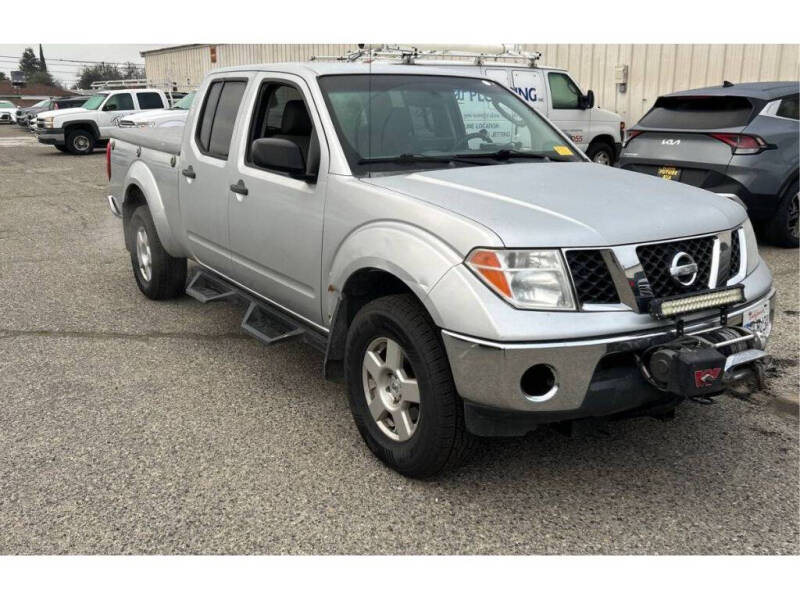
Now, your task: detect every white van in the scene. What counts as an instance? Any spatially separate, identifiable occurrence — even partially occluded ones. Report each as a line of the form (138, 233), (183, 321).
(317, 47), (625, 164)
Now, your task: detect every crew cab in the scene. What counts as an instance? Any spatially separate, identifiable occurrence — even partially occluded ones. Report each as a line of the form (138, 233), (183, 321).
(107, 63), (775, 477)
(37, 88), (169, 154)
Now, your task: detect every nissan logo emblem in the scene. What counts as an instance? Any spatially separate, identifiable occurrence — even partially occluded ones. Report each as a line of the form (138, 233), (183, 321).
(669, 252), (699, 287)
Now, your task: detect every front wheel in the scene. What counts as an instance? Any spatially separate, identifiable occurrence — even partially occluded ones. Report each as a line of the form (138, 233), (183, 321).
(344, 294), (475, 478)
(65, 128), (95, 155)
(128, 205), (187, 299)
(587, 140), (615, 165)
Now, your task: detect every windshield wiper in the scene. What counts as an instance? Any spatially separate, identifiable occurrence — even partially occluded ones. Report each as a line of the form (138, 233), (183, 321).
(455, 149), (570, 162)
(357, 153), (482, 166)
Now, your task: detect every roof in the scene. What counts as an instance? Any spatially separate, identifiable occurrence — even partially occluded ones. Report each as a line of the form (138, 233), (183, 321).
(0, 80), (71, 97)
(140, 44), (209, 56)
(664, 81), (799, 100)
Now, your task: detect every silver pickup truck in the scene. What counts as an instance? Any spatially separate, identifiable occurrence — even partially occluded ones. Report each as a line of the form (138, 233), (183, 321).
(107, 62), (775, 477)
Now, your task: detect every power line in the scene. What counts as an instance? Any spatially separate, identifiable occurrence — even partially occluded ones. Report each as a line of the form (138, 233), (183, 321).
(0, 54), (144, 66)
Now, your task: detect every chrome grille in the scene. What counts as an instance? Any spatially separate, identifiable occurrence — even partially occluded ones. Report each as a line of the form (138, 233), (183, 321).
(566, 250), (620, 305)
(729, 229), (741, 279)
(636, 235), (715, 298)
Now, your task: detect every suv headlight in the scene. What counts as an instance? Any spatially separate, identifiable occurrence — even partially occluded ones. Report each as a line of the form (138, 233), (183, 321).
(743, 218), (759, 275)
(43, 116), (55, 128)
(466, 248), (576, 310)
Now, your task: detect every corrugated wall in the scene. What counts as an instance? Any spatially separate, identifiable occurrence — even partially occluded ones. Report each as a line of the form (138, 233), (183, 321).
(143, 43), (799, 123)
(520, 44), (799, 124)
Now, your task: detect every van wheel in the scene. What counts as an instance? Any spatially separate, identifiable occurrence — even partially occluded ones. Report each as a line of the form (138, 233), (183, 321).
(128, 205), (187, 299)
(763, 181), (799, 247)
(344, 294), (476, 478)
(587, 140), (615, 165)
(65, 128), (95, 155)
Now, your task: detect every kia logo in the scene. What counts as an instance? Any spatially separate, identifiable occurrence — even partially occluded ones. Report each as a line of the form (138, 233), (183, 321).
(661, 139), (681, 145)
(669, 252), (698, 286)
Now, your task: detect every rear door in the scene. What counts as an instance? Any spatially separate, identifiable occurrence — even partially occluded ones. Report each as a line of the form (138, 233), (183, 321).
(620, 95), (754, 185)
(179, 76), (250, 273)
(545, 70), (589, 149)
(511, 69), (547, 114)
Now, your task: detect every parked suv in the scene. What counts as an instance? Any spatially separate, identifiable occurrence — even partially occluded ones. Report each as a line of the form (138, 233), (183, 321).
(619, 82), (799, 247)
(36, 88), (170, 154)
(16, 96), (88, 128)
(0, 100), (18, 123)
(107, 63), (774, 476)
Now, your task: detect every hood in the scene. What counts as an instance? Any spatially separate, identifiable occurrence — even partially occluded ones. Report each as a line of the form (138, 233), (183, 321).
(364, 162), (747, 248)
(37, 107), (89, 120)
(591, 107), (622, 123)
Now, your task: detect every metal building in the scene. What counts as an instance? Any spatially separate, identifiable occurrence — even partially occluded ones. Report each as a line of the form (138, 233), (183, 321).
(141, 43), (799, 124)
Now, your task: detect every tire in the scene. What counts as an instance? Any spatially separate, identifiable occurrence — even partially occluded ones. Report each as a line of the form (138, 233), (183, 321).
(763, 180), (799, 248)
(587, 140), (615, 165)
(65, 128), (95, 155)
(54, 145), (69, 153)
(128, 205), (187, 299)
(344, 294), (476, 478)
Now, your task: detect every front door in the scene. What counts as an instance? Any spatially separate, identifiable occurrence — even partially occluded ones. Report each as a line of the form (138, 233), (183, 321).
(97, 92), (137, 138)
(545, 70), (590, 150)
(227, 74), (327, 325)
(179, 76), (250, 273)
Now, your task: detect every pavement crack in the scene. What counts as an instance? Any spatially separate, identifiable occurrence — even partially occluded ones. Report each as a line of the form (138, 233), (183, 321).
(0, 328), (251, 342)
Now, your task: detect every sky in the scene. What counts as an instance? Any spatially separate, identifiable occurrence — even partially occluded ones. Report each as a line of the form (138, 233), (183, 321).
(0, 44), (167, 87)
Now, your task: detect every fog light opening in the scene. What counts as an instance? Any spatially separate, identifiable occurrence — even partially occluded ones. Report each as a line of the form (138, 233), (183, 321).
(520, 364), (558, 402)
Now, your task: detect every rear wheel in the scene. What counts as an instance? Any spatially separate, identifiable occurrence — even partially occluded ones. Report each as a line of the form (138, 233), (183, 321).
(763, 181), (799, 247)
(65, 128), (95, 155)
(128, 205), (187, 299)
(587, 140), (615, 165)
(344, 294), (475, 478)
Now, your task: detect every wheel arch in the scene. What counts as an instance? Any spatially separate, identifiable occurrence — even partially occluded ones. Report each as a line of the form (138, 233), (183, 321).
(587, 133), (617, 159)
(63, 119), (101, 141)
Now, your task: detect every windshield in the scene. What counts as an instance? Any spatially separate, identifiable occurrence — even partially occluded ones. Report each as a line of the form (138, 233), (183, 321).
(318, 74), (581, 174)
(173, 91), (196, 110)
(32, 99), (49, 108)
(0, 101), (14, 108)
(81, 93), (108, 110)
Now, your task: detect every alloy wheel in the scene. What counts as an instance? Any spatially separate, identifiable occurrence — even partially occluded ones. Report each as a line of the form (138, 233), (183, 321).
(592, 150), (611, 165)
(135, 226), (152, 282)
(788, 192), (799, 240)
(362, 337), (421, 442)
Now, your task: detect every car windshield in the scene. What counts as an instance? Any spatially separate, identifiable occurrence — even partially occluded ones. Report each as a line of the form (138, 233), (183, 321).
(32, 99), (49, 108)
(172, 91), (196, 110)
(318, 74), (581, 175)
(81, 93), (108, 110)
(0, 101), (15, 108)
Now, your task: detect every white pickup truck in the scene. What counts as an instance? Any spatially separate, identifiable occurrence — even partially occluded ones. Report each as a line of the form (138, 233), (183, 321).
(106, 62), (774, 477)
(36, 88), (170, 154)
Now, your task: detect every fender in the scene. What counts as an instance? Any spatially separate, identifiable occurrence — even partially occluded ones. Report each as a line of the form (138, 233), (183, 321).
(325, 221), (466, 328)
(123, 160), (186, 256)
(61, 119), (102, 140)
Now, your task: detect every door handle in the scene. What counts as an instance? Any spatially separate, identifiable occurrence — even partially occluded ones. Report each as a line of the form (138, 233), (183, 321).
(181, 165), (196, 179)
(230, 180), (248, 196)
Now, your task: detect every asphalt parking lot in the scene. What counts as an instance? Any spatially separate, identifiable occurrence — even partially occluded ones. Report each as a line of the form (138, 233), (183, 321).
(0, 125), (797, 555)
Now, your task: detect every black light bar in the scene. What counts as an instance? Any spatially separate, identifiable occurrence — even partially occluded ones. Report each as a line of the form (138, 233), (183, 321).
(650, 285), (745, 320)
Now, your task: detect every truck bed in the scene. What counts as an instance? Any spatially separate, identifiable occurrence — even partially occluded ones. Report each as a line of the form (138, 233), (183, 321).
(111, 126), (183, 155)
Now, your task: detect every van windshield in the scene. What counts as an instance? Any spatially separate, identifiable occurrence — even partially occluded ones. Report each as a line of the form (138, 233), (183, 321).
(318, 74), (581, 174)
(81, 93), (108, 110)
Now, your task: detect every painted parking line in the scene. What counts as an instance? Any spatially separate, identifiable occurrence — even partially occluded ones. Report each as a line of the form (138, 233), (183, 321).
(0, 136), (39, 147)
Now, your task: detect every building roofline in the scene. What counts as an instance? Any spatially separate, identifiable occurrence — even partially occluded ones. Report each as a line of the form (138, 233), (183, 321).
(140, 44), (210, 57)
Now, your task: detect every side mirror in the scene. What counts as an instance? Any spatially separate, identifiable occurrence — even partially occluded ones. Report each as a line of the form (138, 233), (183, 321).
(581, 90), (595, 110)
(251, 138), (315, 181)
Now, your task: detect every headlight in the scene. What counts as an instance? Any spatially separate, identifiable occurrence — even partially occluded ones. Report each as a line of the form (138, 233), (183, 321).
(43, 117), (54, 128)
(466, 248), (576, 310)
(743, 218), (759, 275)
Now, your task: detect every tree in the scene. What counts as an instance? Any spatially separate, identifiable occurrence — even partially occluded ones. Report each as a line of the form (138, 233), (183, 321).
(76, 63), (123, 90)
(27, 70), (56, 86)
(0, 71), (7, 81)
(38, 44), (47, 73)
(18, 47), (41, 76)
(122, 62), (145, 80)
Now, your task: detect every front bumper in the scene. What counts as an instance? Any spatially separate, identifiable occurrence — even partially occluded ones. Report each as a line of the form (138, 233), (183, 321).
(442, 288), (775, 424)
(37, 128), (65, 145)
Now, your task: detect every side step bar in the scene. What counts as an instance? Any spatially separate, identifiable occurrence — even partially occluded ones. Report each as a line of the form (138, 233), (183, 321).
(186, 268), (326, 351)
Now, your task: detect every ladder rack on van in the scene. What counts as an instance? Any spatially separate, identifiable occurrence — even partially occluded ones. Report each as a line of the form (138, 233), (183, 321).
(310, 45), (542, 67)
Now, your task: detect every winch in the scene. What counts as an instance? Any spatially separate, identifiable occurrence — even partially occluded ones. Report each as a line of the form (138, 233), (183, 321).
(639, 325), (768, 397)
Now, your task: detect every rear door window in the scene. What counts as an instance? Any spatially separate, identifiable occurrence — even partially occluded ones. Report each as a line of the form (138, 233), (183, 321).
(638, 96), (754, 129)
(196, 79), (247, 159)
(137, 92), (164, 109)
(776, 94), (798, 120)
